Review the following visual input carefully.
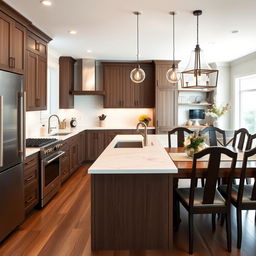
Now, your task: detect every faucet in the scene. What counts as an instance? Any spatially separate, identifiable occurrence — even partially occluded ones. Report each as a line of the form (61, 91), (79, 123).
(48, 114), (61, 134)
(136, 121), (148, 146)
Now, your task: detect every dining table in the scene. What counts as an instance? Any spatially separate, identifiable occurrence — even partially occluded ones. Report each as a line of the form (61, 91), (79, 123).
(167, 147), (256, 179)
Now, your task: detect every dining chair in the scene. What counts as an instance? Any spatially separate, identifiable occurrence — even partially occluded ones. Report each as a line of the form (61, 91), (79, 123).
(231, 128), (250, 150)
(200, 126), (227, 146)
(218, 146), (256, 249)
(168, 127), (193, 148)
(246, 133), (256, 150)
(175, 147), (237, 254)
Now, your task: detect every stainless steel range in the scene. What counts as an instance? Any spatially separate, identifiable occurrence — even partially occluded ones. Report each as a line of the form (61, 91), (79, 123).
(26, 138), (65, 207)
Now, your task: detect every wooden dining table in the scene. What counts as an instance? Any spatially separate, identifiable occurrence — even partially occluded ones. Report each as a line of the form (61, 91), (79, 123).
(166, 147), (256, 178)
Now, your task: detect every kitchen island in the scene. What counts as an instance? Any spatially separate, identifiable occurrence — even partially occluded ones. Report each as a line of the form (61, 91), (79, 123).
(88, 135), (177, 251)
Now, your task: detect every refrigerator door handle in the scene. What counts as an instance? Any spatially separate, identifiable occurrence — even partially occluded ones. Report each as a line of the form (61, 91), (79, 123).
(18, 92), (26, 161)
(0, 96), (3, 167)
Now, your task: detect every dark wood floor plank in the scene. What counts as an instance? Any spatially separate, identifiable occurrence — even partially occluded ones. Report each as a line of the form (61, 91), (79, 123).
(0, 164), (256, 255)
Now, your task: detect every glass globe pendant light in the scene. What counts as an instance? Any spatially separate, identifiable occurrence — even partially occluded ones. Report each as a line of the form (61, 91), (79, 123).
(166, 12), (181, 84)
(130, 11), (146, 84)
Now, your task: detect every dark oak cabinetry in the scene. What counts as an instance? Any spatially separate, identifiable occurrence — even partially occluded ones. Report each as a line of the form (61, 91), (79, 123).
(24, 153), (39, 215)
(0, 11), (25, 74)
(103, 62), (155, 108)
(0, 2), (51, 111)
(25, 32), (48, 111)
(59, 57), (76, 109)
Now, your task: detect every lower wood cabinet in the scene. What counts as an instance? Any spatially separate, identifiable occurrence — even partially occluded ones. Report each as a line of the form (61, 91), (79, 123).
(60, 141), (71, 183)
(24, 153), (39, 215)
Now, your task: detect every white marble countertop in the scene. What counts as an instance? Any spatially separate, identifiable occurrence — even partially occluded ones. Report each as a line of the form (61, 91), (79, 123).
(88, 135), (177, 174)
(25, 126), (156, 158)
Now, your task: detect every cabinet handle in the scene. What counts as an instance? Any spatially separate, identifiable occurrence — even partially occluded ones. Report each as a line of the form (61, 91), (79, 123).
(35, 41), (40, 51)
(9, 57), (15, 68)
(25, 175), (34, 182)
(25, 197), (34, 204)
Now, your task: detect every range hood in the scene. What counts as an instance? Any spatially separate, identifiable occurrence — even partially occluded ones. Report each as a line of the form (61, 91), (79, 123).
(73, 59), (105, 95)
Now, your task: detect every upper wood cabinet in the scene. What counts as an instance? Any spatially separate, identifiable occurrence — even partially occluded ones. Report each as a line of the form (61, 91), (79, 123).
(103, 62), (155, 108)
(0, 11), (25, 74)
(25, 32), (47, 111)
(154, 61), (179, 133)
(59, 57), (76, 109)
(27, 31), (47, 58)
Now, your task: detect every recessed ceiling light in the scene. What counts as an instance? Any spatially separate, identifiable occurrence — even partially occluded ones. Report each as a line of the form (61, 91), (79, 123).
(87, 50), (92, 53)
(231, 30), (239, 34)
(40, 0), (52, 6)
(69, 30), (77, 35)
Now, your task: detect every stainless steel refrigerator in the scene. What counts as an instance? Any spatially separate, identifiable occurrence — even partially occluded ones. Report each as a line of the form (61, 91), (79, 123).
(0, 70), (25, 242)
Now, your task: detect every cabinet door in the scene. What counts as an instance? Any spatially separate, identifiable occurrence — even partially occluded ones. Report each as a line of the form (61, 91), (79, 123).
(78, 132), (85, 164)
(104, 65), (123, 108)
(11, 22), (25, 74)
(0, 11), (12, 71)
(122, 65), (135, 108)
(37, 56), (47, 109)
(27, 32), (47, 58)
(86, 131), (105, 161)
(156, 87), (178, 133)
(61, 145), (70, 183)
(25, 51), (37, 110)
(70, 142), (79, 174)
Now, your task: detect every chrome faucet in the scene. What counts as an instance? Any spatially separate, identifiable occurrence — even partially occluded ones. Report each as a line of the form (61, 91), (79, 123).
(136, 121), (148, 146)
(48, 114), (61, 134)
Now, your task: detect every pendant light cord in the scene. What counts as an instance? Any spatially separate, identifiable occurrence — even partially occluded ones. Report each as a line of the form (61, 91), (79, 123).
(196, 14), (199, 45)
(136, 13), (140, 65)
(172, 13), (175, 62)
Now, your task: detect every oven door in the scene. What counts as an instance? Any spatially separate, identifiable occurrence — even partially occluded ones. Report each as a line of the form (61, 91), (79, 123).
(41, 151), (65, 200)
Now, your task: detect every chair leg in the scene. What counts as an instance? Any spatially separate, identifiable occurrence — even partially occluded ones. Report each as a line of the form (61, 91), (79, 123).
(237, 208), (242, 249)
(220, 213), (225, 226)
(201, 178), (205, 187)
(212, 213), (216, 232)
(226, 212), (232, 252)
(189, 213), (194, 255)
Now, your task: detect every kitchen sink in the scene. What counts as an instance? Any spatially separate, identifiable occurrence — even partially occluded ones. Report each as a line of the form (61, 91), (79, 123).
(114, 141), (143, 148)
(50, 132), (71, 136)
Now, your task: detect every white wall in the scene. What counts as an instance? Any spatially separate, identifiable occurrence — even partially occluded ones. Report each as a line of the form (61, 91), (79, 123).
(230, 51), (256, 129)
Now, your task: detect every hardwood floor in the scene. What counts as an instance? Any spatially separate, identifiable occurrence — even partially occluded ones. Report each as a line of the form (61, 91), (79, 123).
(0, 165), (256, 256)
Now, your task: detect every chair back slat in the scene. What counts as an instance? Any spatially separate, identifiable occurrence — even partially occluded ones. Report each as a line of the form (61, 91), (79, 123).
(232, 128), (250, 150)
(203, 151), (221, 204)
(168, 127), (193, 147)
(189, 147), (237, 208)
(237, 147), (256, 203)
(246, 133), (256, 150)
(200, 127), (227, 146)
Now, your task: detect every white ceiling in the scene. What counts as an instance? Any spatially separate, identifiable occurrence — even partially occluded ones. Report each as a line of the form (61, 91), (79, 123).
(5, 0), (256, 66)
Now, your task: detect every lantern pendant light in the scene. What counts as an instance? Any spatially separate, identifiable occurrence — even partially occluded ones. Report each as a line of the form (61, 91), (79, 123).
(130, 11), (146, 84)
(166, 12), (181, 84)
(181, 10), (218, 89)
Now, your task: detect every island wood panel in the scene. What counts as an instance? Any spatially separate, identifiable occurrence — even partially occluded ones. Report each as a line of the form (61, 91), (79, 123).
(91, 174), (173, 251)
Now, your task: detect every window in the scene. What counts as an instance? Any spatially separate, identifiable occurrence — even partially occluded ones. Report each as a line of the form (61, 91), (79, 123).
(237, 75), (256, 133)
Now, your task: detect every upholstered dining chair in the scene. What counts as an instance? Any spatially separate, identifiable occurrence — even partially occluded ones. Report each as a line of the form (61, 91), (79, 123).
(200, 126), (227, 146)
(175, 147), (237, 254)
(218, 146), (256, 249)
(168, 127), (193, 148)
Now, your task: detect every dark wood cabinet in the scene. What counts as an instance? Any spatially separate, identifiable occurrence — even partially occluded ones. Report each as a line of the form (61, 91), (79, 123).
(78, 131), (86, 164)
(59, 57), (76, 109)
(0, 11), (25, 74)
(24, 153), (39, 215)
(25, 49), (47, 111)
(70, 136), (80, 175)
(103, 62), (155, 108)
(27, 31), (47, 58)
(86, 131), (105, 161)
(61, 141), (71, 183)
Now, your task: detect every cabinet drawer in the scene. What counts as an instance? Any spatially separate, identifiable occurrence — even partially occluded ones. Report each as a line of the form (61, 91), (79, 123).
(24, 153), (39, 171)
(24, 163), (38, 185)
(24, 180), (39, 214)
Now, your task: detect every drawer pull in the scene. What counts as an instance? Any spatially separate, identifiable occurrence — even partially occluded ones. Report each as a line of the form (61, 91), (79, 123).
(25, 176), (34, 182)
(25, 197), (34, 204)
